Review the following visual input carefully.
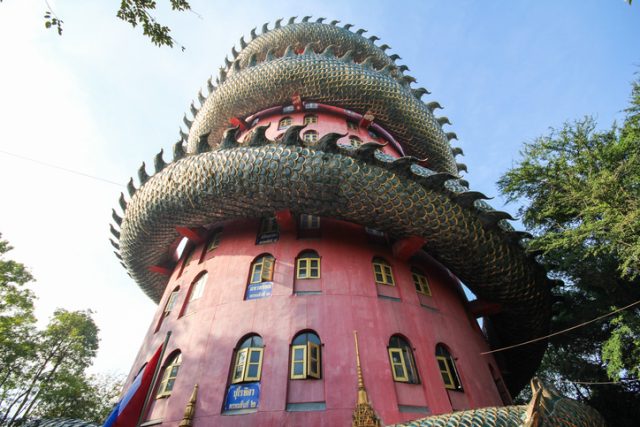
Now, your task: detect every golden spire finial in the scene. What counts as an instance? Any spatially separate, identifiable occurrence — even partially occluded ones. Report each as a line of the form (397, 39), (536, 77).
(178, 383), (199, 427)
(352, 331), (381, 427)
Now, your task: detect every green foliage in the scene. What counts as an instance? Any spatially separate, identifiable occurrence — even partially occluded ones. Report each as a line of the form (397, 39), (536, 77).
(116, 0), (191, 49)
(44, 10), (63, 36)
(33, 373), (124, 423)
(0, 235), (116, 426)
(499, 75), (640, 425)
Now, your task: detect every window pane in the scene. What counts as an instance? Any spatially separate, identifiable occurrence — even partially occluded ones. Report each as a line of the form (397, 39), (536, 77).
(293, 347), (305, 362)
(293, 361), (304, 376)
(165, 379), (175, 391)
(247, 364), (259, 378)
(249, 350), (261, 363)
(251, 264), (262, 283)
(394, 365), (405, 378)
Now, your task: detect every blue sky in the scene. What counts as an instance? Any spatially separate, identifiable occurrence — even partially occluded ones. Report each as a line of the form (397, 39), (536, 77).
(0, 1), (638, 376)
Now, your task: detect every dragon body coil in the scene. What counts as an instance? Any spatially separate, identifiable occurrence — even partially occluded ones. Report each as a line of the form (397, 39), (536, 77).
(111, 18), (605, 427)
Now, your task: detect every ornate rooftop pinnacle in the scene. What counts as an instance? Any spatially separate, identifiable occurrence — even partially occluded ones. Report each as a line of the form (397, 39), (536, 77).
(352, 331), (381, 427)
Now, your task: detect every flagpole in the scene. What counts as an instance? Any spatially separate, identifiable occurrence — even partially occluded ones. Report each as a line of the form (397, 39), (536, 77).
(136, 330), (172, 427)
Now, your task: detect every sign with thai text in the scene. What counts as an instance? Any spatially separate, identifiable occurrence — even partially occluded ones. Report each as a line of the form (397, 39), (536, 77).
(246, 282), (272, 300)
(224, 382), (260, 412)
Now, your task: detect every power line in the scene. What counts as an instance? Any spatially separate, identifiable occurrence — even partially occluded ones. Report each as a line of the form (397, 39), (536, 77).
(480, 298), (640, 355)
(0, 149), (123, 187)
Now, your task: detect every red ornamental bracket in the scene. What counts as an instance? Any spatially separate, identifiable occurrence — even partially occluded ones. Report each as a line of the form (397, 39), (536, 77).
(359, 110), (375, 129)
(468, 299), (503, 318)
(175, 226), (207, 244)
(392, 236), (426, 261)
(275, 209), (296, 233)
(148, 265), (173, 276)
(229, 117), (248, 131)
(291, 93), (303, 111)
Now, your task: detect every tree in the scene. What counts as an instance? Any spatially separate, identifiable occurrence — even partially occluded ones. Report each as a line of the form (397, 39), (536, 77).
(32, 373), (124, 424)
(498, 75), (640, 425)
(0, 1), (192, 48)
(0, 235), (114, 425)
(0, 235), (37, 421)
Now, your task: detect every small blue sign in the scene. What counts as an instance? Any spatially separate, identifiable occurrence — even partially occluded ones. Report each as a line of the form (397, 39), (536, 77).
(246, 282), (272, 300)
(224, 382), (260, 411)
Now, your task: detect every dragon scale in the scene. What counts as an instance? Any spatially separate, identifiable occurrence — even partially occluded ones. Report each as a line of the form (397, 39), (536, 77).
(111, 17), (607, 427)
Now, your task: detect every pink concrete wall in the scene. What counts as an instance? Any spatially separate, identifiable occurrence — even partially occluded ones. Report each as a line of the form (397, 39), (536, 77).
(124, 218), (510, 426)
(239, 110), (402, 158)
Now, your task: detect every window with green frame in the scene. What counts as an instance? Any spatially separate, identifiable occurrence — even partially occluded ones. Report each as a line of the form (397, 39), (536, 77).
(436, 344), (462, 390)
(411, 267), (431, 296)
(250, 255), (275, 284)
(156, 352), (182, 398)
(373, 257), (395, 286)
(290, 331), (322, 379)
(388, 335), (419, 384)
(231, 335), (264, 384)
(296, 250), (320, 279)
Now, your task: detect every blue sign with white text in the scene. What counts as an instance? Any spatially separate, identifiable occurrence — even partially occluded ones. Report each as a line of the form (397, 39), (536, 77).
(224, 382), (260, 412)
(246, 281), (272, 300)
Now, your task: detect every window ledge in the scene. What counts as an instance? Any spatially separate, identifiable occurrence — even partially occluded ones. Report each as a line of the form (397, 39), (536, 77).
(420, 303), (438, 311)
(294, 291), (322, 296)
(378, 294), (401, 302)
(140, 419), (163, 426)
(222, 408), (259, 416)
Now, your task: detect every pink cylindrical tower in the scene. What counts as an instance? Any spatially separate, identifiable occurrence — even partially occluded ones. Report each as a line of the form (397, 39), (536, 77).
(112, 17), (552, 427)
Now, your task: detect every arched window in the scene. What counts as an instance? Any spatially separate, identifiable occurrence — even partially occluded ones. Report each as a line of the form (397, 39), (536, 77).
(411, 267), (431, 296)
(156, 352), (182, 398)
(349, 136), (362, 147)
(372, 257), (394, 286)
(232, 335), (264, 383)
(296, 250), (321, 279)
(388, 335), (419, 384)
(368, 129), (379, 139)
(250, 255), (275, 284)
(436, 344), (462, 390)
(278, 116), (292, 130)
(290, 331), (322, 379)
(163, 287), (180, 316)
(303, 130), (318, 143)
(182, 272), (207, 315)
(303, 114), (318, 125)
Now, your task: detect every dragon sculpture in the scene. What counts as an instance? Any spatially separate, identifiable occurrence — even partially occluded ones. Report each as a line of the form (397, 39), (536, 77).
(109, 17), (605, 426)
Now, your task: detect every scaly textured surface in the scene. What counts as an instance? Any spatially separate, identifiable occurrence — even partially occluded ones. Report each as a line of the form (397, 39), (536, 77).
(113, 18), (549, 395)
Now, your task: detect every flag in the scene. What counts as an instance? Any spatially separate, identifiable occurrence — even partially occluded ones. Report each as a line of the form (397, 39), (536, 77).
(103, 344), (163, 427)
